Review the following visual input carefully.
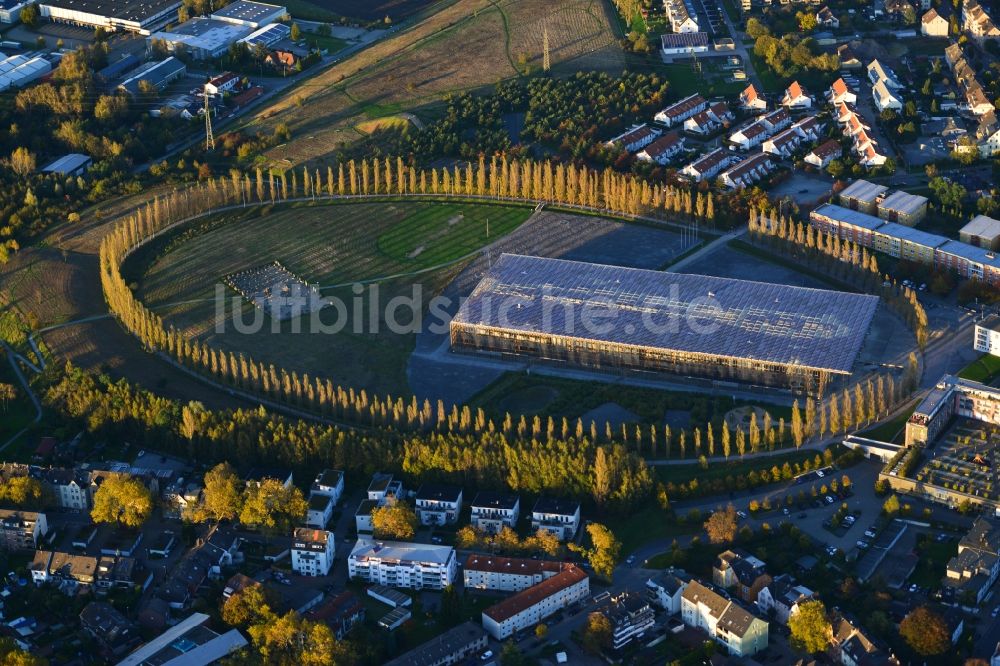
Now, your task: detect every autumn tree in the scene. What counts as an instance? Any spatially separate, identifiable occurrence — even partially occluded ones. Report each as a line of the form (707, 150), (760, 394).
(0, 636), (46, 665)
(222, 584), (275, 628)
(248, 610), (354, 665)
(91, 475), (154, 528)
(189, 462), (243, 524)
(899, 606), (950, 656)
(570, 523), (621, 581)
(371, 498), (418, 541)
(0, 476), (45, 507)
(239, 479), (308, 536)
(527, 528), (561, 557)
(9, 147), (36, 177)
(704, 504), (738, 544)
(581, 612), (612, 655)
(788, 600), (832, 653)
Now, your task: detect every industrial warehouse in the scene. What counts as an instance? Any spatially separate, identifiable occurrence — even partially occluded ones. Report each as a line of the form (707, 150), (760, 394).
(450, 254), (879, 392)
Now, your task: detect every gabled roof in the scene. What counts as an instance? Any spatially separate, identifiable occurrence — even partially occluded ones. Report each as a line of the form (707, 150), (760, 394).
(740, 84), (760, 103)
(809, 139), (843, 160)
(786, 81), (806, 100)
(831, 78), (849, 96)
(922, 7), (945, 22)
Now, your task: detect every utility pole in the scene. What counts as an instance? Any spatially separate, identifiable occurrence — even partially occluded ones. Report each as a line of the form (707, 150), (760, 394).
(204, 85), (215, 151)
(542, 26), (551, 73)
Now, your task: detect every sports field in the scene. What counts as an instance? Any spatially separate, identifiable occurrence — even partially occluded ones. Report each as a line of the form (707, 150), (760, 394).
(135, 200), (534, 395)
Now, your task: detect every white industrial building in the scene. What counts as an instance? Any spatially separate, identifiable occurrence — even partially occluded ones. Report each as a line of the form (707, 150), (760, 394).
(348, 539), (457, 590)
(0, 0), (31, 23)
(148, 18), (252, 59)
(290, 528), (335, 577)
(238, 21), (290, 47)
(41, 153), (92, 176)
(210, 0), (286, 28)
(38, 0), (181, 34)
(117, 56), (186, 96)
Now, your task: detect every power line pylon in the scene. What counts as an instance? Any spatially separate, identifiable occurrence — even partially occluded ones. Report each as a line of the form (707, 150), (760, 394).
(204, 85), (215, 151)
(543, 26), (551, 72)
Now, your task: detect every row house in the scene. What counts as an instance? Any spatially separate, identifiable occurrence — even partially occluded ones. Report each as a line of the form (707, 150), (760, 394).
(739, 84), (767, 113)
(729, 109), (790, 150)
(481, 565), (589, 640)
(762, 127), (806, 158)
(946, 44), (995, 116)
(712, 549), (771, 603)
(781, 81), (812, 109)
(304, 591), (365, 640)
(348, 538), (457, 590)
(755, 573), (815, 624)
(720, 153), (775, 189)
(975, 111), (1000, 156)
(681, 580), (769, 657)
(831, 613), (899, 665)
(873, 79), (903, 112)
(414, 484), (463, 525)
(963, 0), (1000, 40)
(31, 551), (97, 592)
(805, 139), (843, 168)
(530, 497), (580, 541)
(683, 101), (733, 135)
(0, 509), (46, 550)
(605, 124), (661, 152)
(464, 554), (567, 592)
(664, 0), (700, 32)
(470, 491), (520, 533)
(636, 132), (685, 164)
(654, 93), (708, 127)
(867, 59), (903, 90)
(681, 147), (740, 182)
(828, 78), (857, 106)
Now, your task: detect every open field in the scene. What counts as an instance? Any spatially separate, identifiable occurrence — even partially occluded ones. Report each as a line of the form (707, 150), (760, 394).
(133, 200), (534, 396)
(247, 0), (624, 167)
(305, 0), (434, 22)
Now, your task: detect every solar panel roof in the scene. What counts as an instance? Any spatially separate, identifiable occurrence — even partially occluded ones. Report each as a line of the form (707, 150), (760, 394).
(452, 254), (879, 374)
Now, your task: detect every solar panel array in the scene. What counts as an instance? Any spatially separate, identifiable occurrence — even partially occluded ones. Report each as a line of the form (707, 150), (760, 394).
(452, 254), (879, 373)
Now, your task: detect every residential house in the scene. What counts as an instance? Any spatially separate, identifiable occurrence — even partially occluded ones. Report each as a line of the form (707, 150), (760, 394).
(306, 493), (334, 529)
(530, 497), (580, 541)
(805, 139), (843, 167)
(464, 554), (568, 592)
(831, 613), (899, 665)
(470, 491), (520, 533)
(838, 44), (862, 68)
(960, 214), (1000, 249)
(873, 79), (903, 112)
(828, 78), (857, 105)
(96, 554), (149, 591)
(348, 538), (457, 590)
(80, 602), (140, 659)
(739, 84), (767, 112)
(310, 469), (344, 505)
(680, 147), (740, 182)
(244, 467), (292, 488)
(42, 468), (90, 511)
(943, 516), (1000, 603)
(158, 551), (211, 609)
(781, 81), (812, 109)
(265, 49), (298, 69)
(681, 580), (769, 657)
(605, 124), (661, 152)
(646, 568), (690, 614)
(305, 591), (365, 639)
(884, 0), (915, 22)
(654, 93), (708, 126)
(665, 0), (700, 32)
(720, 153), (776, 189)
(636, 132), (685, 164)
(357, 472), (404, 533)
(601, 592), (656, 650)
(659, 31), (710, 55)
(0, 509), (46, 550)
(162, 481), (202, 520)
(414, 484), (463, 525)
(713, 549), (771, 603)
(975, 111), (1000, 156)
(204, 71), (239, 96)
(963, 0), (1000, 40)
(816, 6), (839, 27)
(868, 59), (903, 89)
(291, 528), (335, 577)
(877, 190), (928, 225)
(756, 573), (815, 624)
(383, 622), (487, 666)
(30, 550), (97, 593)
(965, 82), (994, 115)
(921, 8), (949, 35)
(481, 565), (589, 640)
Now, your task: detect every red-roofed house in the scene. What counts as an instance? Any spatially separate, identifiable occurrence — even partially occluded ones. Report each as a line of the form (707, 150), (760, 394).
(636, 132), (685, 164)
(34, 437), (56, 460)
(204, 72), (240, 96)
(781, 81), (812, 109)
(739, 84), (767, 112)
(828, 78), (857, 105)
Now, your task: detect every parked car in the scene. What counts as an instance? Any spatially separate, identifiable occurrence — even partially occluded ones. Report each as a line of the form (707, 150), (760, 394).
(825, 495), (835, 504)
(736, 511), (747, 519)
(864, 529), (876, 538)
(856, 540), (869, 549)
(481, 650), (495, 661)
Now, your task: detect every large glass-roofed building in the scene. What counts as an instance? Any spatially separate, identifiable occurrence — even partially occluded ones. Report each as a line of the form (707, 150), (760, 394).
(451, 254), (879, 393)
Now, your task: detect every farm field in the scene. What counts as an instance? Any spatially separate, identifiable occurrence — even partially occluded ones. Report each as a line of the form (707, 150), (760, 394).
(248, 0), (624, 167)
(134, 200), (535, 396)
(306, 0), (434, 21)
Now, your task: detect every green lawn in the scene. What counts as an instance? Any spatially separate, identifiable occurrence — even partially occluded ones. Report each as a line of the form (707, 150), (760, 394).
(858, 401), (918, 444)
(656, 449), (816, 485)
(615, 505), (701, 555)
(658, 63), (746, 98)
(282, 0), (341, 22)
(958, 353), (1000, 385)
(307, 32), (350, 54)
(910, 539), (954, 589)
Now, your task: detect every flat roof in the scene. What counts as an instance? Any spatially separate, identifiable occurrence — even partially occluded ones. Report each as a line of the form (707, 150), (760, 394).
(660, 32), (709, 48)
(156, 17), (252, 49)
(383, 621), (486, 666)
(876, 221), (948, 249)
(350, 538), (454, 565)
(116, 613), (247, 665)
(42, 153), (91, 174)
(961, 214), (1000, 239)
(839, 179), (888, 203)
(937, 239), (1000, 267)
(453, 254), (879, 374)
(41, 0), (180, 22)
(210, 0), (284, 21)
(879, 190), (928, 215)
(811, 203), (886, 231)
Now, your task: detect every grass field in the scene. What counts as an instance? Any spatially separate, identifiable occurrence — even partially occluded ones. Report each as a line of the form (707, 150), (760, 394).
(655, 449), (815, 484)
(247, 0), (623, 167)
(859, 401), (917, 443)
(134, 200), (534, 396)
(958, 353), (1000, 385)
